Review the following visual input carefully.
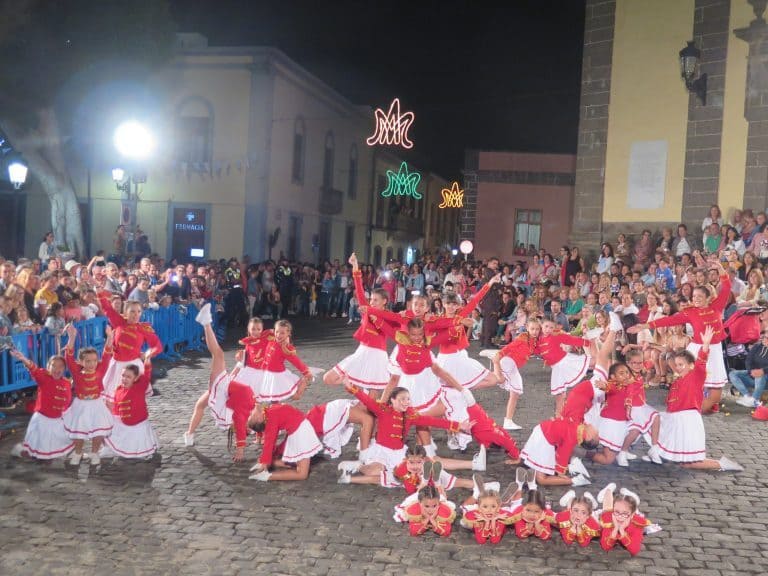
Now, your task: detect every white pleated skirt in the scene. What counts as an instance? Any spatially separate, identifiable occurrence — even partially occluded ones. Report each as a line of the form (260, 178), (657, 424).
(499, 357), (523, 394)
(550, 353), (589, 395)
(598, 417), (629, 452)
(436, 350), (490, 389)
(22, 412), (74, 459)
(629, 404), (659, 434)
(686, 342), (727, 388)
(63, 398), (114, 439)
(657, 409), (706, 463)
(258, 370), (301, 402)
(319, 399), (355, 458)
(208, 370), (234, 430)
(282, 419), (323, 463)
(237, 366), (265, 397)
(102, 419), (158, 459)
(399, 370), (444, 413)
(520, 424), (556, 475)
(333, 344), (391, 390)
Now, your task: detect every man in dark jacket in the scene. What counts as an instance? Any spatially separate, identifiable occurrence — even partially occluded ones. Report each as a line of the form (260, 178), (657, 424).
(480, 257), (502, 347)
(728, 331), (768, 408)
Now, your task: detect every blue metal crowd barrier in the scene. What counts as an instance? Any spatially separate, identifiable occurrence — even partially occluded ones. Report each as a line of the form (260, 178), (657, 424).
(0, 302), (210, 395)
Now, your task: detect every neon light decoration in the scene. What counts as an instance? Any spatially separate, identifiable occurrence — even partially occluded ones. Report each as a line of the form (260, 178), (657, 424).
(439, 182), (464, 208)
(366, 98), (415, 149)
(381, 162), (422, 199)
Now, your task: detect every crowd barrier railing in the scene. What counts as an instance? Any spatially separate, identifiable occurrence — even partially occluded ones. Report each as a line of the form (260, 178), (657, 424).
(0, 302), (211, 396)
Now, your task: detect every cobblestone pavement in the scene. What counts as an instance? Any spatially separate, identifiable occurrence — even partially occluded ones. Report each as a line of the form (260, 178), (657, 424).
(1, 318), (767, 576)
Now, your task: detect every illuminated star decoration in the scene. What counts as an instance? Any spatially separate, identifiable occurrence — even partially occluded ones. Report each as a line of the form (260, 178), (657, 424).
(381, 162), (422, 199)
(366, 98), (415, 149)
(438, 182), (464, 208)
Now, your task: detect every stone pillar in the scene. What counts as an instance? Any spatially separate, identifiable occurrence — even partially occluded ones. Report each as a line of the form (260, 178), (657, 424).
(569, 0), (616, 258)
(460, 150), (479, 242)
(681, 0), (731, 235)
(735, 0), (768, 212)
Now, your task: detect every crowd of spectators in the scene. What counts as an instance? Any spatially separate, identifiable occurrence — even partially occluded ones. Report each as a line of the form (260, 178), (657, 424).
(5, 203), (768, 407)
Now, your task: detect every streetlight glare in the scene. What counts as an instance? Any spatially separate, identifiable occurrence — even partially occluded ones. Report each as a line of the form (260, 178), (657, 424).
(114, 121), (156, 159)
(8, 161), (28, 189)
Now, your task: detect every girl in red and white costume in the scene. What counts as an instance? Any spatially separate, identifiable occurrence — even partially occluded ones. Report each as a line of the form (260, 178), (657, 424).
(461, 489), (515, 545)
(617, 349), (662, 466)
(258, 319), (313, 403)
(100, 361), (159, 460)
(183, 309), (270, 446)
(492, 318), (541, 430)
(656, 326), (743, 471)
(235, 317), (271, 395)
(10, 350), (74, 460)
(402, 484), (456, 538)
(556, 490), (601, 547)
(588, 360), (635, 467)
(629, 256), (730, 413)
(62, 324), (115, 466)
(598, 485), (652, 556)
(560, 329), (614, 429)
(535, 319), (592, 416)
(324, 253), (394, 392)
(336, 382), (472, 487)
(436, 273), (502, 390)
(305, 398), (374, 458)
(247, 402), (323, 482)
(507, 488), (556, 541)
(97, 292), (162, 405)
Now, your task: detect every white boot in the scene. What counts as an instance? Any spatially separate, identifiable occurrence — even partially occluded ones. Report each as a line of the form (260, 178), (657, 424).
(195, 303), (213, 326)
(616, 451), (629, 467)
(472, 445), (487, 471)
(597, 482), (616, 504)
(718, 456), (744, 472)
(559, 489), (576, 508)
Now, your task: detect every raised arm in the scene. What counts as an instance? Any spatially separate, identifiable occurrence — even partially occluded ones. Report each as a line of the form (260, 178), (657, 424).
(97, 292), (126, 328)
(457, 274), (500, 318)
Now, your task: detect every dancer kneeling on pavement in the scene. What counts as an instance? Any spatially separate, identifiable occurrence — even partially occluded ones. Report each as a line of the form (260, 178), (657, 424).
(246, 401), (323, 482)
(337, 381), (474, 485)
(491, 318), (541, 430)
(586, 359), (636, 467)
(656, 325), (743, 471)
(10, 350), (74, 460)
(62, 324), (115, 466)
(520, 413), (599, 487)
(616, 348), (662, 466)
(100, 360), (159, 460)
(305, 397), (374, 459)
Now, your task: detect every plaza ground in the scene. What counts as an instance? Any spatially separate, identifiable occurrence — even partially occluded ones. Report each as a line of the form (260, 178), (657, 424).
(1, 318), (766, 576)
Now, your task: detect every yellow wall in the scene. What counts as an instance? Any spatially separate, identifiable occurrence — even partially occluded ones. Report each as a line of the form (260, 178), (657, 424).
(718, 0), (751, 217)
(603, 0), (693, 222)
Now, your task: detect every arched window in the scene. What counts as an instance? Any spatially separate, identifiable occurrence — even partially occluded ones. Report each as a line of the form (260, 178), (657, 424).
(373, 245), (382, 267)
(323, 131), (335, 188)
(292, 117), (306, 183)
(174, 96), (214, 166)
(348, 144), (358, 199)
(386, 246), (394, 263)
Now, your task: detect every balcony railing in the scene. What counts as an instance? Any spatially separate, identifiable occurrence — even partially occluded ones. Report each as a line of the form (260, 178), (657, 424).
(319, 186), (343, 215)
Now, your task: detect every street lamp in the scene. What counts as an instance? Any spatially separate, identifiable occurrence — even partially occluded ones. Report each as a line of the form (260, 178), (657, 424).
(114, 121), (155, 159)
(679, 41), (707, 105)
(8, 161), (28, 189)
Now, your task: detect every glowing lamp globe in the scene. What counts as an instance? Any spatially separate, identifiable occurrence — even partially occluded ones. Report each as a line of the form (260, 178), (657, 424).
(114, 121), (156, 159)
(459, 240), (474, 255)
(8, 162), (28, 189)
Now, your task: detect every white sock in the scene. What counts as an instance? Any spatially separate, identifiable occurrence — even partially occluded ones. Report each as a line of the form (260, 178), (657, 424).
(424, 443), (437, 458)
(461, 388), (476, 407)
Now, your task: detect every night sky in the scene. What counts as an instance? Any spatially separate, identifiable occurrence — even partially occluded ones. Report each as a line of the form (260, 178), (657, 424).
(171, 0), (586, 178)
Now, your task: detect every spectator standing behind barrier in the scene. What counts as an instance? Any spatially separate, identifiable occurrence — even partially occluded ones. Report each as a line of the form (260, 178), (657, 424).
(276, 259), (294, 318)
(224, 258), (247, 328)
(38, 232), (59, 271)
(480, 257), (502, 347)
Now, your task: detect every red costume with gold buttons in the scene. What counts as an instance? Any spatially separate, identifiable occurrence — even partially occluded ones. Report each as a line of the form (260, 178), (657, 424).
(226, 380), (256, 448)
(30, 367), (72, 418)
(535, 334), (590, 366)
(498, 333), (538, 368)
(98, 295), (162, 361)
(65, 347), (113, 399)
(437, 283), (492, 354)
(666, 348), (708, 413)
(261, 339), (311, 376)
(239, 330), (273, 368)
(540, 417), (587, 475)
(462, 509), (515, 544)
(112, 370), (151, 425)
(350, 385), (462, 449)
(258, 403), (315, 467)
(599, 510), (650, 556)
(555, 510), (601, 546)
(508, 505), (556, 540)
(405, 502), (455, 537)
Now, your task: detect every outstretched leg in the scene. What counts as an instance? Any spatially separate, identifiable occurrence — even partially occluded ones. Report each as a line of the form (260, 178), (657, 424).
(348, 404), (374, 451)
